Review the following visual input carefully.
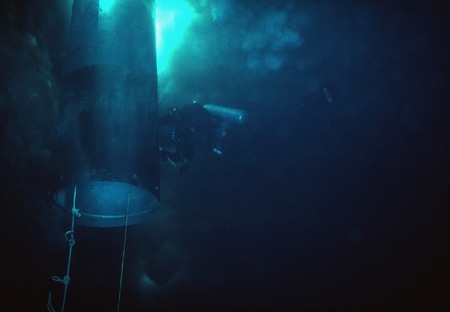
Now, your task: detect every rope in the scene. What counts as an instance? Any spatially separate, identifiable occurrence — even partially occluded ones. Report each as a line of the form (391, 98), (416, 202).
(50, 185), (80, 312)
(117, 192), (131, 312)
(47, 291), (56, 312)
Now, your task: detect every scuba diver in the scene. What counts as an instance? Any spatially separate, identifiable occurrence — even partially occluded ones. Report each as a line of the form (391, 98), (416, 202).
(159, 102), (247, 173)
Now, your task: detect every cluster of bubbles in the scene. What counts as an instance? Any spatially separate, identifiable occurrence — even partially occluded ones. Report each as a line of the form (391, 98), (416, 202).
(241, 10), (304, 73)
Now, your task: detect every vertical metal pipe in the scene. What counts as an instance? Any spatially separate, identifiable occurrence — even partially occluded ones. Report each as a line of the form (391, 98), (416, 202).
(54, 0), (159, 227)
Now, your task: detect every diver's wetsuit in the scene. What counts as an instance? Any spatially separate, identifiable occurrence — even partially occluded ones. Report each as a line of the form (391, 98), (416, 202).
(159, 103), (221, 172)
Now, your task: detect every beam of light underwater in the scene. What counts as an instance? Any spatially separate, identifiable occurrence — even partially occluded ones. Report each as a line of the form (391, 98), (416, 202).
(99, 0), (117, 14)
(155, 0), (196, 74)
(99, 0), (196, 74)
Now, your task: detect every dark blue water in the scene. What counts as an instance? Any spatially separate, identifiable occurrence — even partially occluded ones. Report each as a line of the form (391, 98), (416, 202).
(1, 1), (449, 311)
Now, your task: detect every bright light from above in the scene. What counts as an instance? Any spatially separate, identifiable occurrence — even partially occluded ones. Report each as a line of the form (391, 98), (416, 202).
(99, 0), (117, 14)
(155, 0), (196, 74)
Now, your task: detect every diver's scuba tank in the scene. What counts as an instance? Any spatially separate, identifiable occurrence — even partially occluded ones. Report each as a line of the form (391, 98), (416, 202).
(203, 104), (247, 126)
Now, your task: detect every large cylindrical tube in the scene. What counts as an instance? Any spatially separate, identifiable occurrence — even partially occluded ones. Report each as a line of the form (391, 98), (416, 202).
(53, 0), (159, 227)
